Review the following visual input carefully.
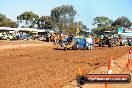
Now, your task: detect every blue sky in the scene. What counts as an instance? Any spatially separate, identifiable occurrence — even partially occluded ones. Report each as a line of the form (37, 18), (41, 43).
(0, 0), (132, 29)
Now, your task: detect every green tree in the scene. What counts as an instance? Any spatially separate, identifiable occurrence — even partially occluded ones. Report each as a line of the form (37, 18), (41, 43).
(51, 5), (77, 33)
(17, 11), (39, 28)
(112, 16), (131, 28)
(0, 13), (17, 28)
(93, 16), (113, 28)
(66, 23), (77, 35)
(92, 16), (113, 34)
(37, 16), (53, 29)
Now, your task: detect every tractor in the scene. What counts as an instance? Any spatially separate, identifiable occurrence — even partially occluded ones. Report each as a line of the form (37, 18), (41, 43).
(56, 35), (87, 50)
(63, 36), (87, 50)
(98, 35), (114, 47)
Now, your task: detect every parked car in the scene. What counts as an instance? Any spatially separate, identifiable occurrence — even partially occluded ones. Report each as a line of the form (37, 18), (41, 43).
(38, 35), (46, 41)
(0, 33), (4, 40)
(1, 34), (14, 40)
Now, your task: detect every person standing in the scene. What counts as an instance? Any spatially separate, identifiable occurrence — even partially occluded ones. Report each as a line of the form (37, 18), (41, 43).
(86, 35), (93, 50)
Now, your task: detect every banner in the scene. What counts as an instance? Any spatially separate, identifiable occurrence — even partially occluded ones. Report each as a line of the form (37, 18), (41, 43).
(118, 27), (132, 36)
(76, 74), (131, 85)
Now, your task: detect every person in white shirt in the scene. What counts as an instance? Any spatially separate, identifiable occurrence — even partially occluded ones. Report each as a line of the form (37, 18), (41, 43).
(86, 35), (94, 50)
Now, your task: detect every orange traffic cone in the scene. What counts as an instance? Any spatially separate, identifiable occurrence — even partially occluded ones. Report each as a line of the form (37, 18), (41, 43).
(127, 49), (132, 71)
(78, 67), (85, 76)
(105, 56), (113, 88)
(107, 56), (113, 74)
(105, 84), (109, 88)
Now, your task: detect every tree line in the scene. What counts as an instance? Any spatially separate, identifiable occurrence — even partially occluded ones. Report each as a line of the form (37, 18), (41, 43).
(0, 5), (132, 35)
(92, 16), (132, 34)
(0, 13), (17, 28)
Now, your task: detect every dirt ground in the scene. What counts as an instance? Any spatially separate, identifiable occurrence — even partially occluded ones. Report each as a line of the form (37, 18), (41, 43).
(63, 52), (132, 88)
(0, 40), (131, 88)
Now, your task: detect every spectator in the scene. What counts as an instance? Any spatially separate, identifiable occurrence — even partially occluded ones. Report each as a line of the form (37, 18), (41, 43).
(86, 35), (93, 50)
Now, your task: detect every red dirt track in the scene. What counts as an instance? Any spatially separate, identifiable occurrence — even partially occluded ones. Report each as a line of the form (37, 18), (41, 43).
(0, 41), (131, 88)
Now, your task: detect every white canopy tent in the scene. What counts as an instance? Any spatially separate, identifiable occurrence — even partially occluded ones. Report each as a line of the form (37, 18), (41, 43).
(0, 27), (48, 32)
(0, 27), (14, 31)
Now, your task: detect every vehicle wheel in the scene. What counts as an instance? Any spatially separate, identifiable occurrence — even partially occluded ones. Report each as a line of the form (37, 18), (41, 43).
(99, 44), (101, 47)
(74, 44), (79, 50)
(64, 47), (67, 51)
(7, 37), (10, 40)
(99, 42), (103, 47)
